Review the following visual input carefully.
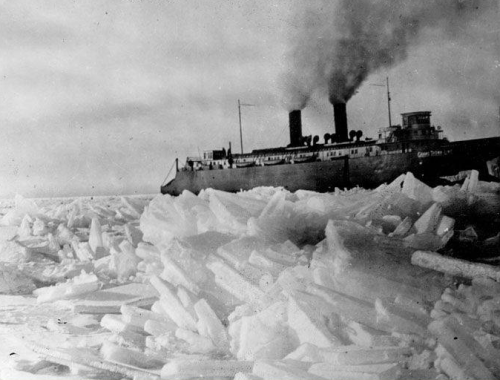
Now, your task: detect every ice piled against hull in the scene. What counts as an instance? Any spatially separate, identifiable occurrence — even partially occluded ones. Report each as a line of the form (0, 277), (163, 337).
(0, 172), (499, 380)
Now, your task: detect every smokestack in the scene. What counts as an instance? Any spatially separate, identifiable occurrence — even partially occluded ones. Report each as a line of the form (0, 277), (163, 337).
(289, 110), (303, 147)
(333, 103), (349, 143)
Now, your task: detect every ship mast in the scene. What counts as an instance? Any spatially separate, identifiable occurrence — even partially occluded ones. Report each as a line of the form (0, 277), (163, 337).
(238, 99), (243, 154)
(370, 77), (392, 128)
(386, 77), (392, 128)
(237, 99), (255, 154)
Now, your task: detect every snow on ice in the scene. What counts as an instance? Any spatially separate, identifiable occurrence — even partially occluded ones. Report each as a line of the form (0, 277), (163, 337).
(0, 172), (499, 379)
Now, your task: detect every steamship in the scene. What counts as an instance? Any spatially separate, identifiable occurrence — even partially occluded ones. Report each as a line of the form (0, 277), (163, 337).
(160, 103), (500, 196)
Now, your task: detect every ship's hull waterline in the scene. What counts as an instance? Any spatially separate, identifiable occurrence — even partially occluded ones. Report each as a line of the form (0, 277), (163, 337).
(161, 144), (498, 196)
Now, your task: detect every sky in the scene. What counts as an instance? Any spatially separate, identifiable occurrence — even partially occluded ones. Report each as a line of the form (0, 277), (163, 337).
(0, 0), (498, 198)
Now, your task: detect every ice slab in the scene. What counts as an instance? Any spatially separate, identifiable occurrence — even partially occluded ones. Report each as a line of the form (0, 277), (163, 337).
(194, 298), (229, 350)
(0, 226), (19, 242)
(412, 250), (500, 281)
(88, 217), (105, 256)
(375, 298), (431, 337)
(232, 302), (293, 360)
(287, 293), (342, 348)
(234, 373), (263, 380)
(101, 341), (165, 369)
(316, 345), (411, 366)
(344, 321), (399, 347)
(217, 236), (268, 269)
(140, 193), (209, 245)
(175, 328), (217, 353)
(34, 272), (99, 303)
(413, 203), (442, 234)
(252, 360), (324, 380)
(160, 252), (200, 295)
(0, 263), (36, 294)
(0, 240), (31, 263)
(1, 194), (39, 226)
(161, 359), (253, 380)
(110, 240), (141, 280)
(71, 282), (157, 314)
(100, 313), (145, 335)
(206, 254), (265, 304)
(144, 319), (177, 336)
(308, 362), (401, 380)
(28, 342), (161, 379)
(402, 172), (433, 207)
(120, 196), (145, 218)
(149, 275), (198, 331)
(159, 239), (208, 289)
(121, 305), (174, 329)
(124, 223), (143, 247)
(429, 317), (498, 379)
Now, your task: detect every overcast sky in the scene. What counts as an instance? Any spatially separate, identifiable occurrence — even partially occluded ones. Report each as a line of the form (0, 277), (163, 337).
(1, 0), (498, 198)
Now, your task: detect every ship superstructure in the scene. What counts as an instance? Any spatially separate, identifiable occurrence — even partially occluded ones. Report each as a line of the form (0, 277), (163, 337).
(161, 105), (499, 196)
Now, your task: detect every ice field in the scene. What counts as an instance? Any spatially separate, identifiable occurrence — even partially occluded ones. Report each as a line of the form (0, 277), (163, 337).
(0, 171), (499, 380)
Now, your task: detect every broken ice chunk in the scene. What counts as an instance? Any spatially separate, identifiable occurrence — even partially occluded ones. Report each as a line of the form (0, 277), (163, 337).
(0, 263), (36, 294)
(305, 284), (381, 333)
(252, 360), (324, 380)
(34, 271), (99, 303)
(317, 345), (411, 366)
(160, 253), (200, 295)
(149, 276), (197, 331)
(161, 359), (253, 380)
(308, 362), (401, 380)
(236, 262), (274, 291)
(248, 250), (288, 277)
(412, 250), (500, 281)
(194, 298), (229, 350)
(287, 294), (342, 348)
(375, 298), (430, 337)
(100, 313), (145, 335)
(403, 232), (448, 251)
(284, 343), (323, 362)
(56, 224), (79, 246)
(120, 305), (173, 328)
(88, 217), (106, 258)
(413, 203), (442, 234)
(32, 217), (48, 236)
(402, 172), (433, 207)
(1, 194), (39, 226)
(206, 255), (265, 304)
(144, 319), (177, 336)
(391, 216), (413, 237)
(120, 196), (144, 218)
(100, 341), (165, 369)
(176, 286), (198, 318)
(344, 321), (399, 347)
(234, 373), (263, 380)
(110, 240), (141, 280)
(461, 170), (479, 193)
(124, 223), (143, 247)
(207, 190), (251, 233)
(216, 236), (268, 269)
(436, 215), (454, 237)
(233, 303), (293, 360)
(175, 328), (217, 353)
(0, 226), (19, 242)
(0, 240), (31, 263)
(429, 316), (498, 379)
(71, 241), (94, 261)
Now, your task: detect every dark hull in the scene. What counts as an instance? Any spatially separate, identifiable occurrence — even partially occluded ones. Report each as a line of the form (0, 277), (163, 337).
(161, 137), (500, 196)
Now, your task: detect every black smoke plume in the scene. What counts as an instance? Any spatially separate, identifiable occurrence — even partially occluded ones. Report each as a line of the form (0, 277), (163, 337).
(281, 0), (498, 110)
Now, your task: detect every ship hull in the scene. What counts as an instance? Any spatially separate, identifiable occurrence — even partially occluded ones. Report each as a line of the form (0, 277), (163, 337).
(161, 137), (500, 196)
(162, 152), (422, 195)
